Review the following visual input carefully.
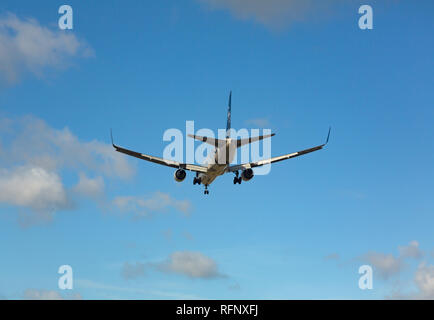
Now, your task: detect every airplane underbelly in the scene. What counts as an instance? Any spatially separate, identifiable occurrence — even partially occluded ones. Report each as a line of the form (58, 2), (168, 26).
(199, 164), (226, 185)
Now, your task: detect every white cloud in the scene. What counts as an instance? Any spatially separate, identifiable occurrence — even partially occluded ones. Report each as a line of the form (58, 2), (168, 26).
(121, 262), (146, 280)
(386, 263), (434, 300)
(0, 165), (69, 226)
(361, 241), (425, 280)
(324, 253), (340, 261)
(362, 252), (403, 280)
(156, 251), (225, 279)
(356, 241), (434, 299)
(399, 240), (424, 260)
(0, 115), (192, 226)
(113, 191), (192, 218)
(0, 116), (134, 179)
(0, 115), (136, 226)
(0, 14), (93, 84)
(0, 165), (68, 211)
(245, 117), (271, 128)
(72, 173), (105, 199)
(198, 0), (345, 29)
(414, 263), (434, 299)
(23, 289), (82, 300)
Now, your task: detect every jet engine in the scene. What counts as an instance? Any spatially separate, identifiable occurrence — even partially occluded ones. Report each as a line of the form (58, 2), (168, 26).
(174, 169), (186, 182)
(241, 168), (254, 181)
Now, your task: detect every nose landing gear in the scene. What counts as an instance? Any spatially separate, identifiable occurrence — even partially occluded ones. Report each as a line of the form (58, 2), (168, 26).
(204, 185), (209, 195)
(193, 172), (201, 185)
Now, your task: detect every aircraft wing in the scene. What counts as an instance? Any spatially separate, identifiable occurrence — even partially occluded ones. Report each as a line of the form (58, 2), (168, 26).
(227, 127), (331, 172)
(111, 131), (208, 173)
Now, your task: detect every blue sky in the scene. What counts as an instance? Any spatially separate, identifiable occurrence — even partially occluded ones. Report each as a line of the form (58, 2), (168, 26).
(0, 0), (433, 299)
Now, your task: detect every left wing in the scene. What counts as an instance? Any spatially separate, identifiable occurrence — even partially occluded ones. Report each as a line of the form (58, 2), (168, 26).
(111, 131), (208, 173)
(227, 127), (331, 172)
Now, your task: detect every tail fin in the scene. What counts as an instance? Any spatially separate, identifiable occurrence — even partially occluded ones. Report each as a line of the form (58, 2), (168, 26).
(226, 91), (232, 138)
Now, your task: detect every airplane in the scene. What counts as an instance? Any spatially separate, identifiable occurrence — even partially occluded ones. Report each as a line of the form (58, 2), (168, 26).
(111, 92), (331, 195)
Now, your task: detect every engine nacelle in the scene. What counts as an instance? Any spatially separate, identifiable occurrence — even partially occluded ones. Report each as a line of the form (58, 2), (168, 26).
(241, 168), (254, 181)
(174, 169), (186, 182)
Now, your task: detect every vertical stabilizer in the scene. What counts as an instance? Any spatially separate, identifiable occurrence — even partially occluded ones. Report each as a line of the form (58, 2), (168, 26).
(226, 91), (232, 138)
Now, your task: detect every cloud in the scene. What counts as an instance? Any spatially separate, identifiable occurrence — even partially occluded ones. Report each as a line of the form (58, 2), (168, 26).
(245, 117), (271, 128)
(72, 173), (105, 199)
(0, 13), (93, 84)
(155, 251), (225, 279)
(23, 289), (82, 300)
(386, 263), (434, 300)
(362, 252), (403, 280)
(0, 165), (70, 226)
(0, 115), (135, 226)
(360, 241), (425, 280)
(0, 165), (68, 212)
(323, 253), (340, 261)
(399, 240), (424, 260)
(355, 241), (434, 299)
(197, 0), (345, 29)
(0, 115), (192, 226)
(414, 263), (434, 299)
(121, 262), (146, 280)
(113, 192), (192, 219)
(0, 116), (134, 179)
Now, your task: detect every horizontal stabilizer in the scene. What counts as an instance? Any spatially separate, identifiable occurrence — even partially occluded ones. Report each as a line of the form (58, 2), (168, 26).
(187, 134), (226, 148)
(236, 133), (275, 148)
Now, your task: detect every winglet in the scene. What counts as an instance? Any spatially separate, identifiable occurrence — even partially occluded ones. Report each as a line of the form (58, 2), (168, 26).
(110, 128), (115, 147)
(325, 126), (331, 145)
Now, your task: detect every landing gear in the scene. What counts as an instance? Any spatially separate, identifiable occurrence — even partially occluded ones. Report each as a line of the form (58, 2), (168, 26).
(233, 177), (242, 184)
(204, 185), (209, 195)
(233, 171), (242, 184)
(193, 172), (201, 185)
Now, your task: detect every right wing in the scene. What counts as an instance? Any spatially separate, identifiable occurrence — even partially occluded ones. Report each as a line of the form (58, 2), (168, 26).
(111, 131), (208, 173)
(228, 127), (331, 172)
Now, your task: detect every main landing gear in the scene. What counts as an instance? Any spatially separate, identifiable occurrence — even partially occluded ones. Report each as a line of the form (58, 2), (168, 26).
(233, 171), (242, 184)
